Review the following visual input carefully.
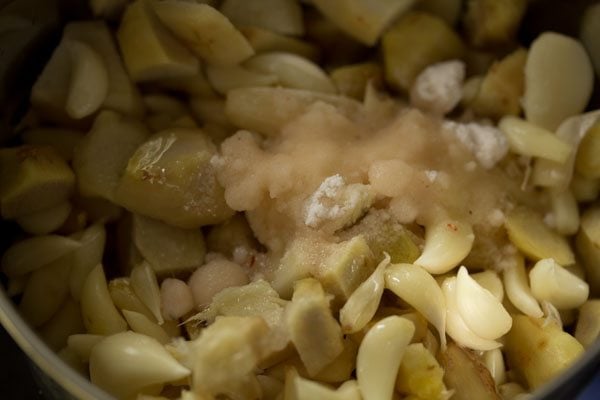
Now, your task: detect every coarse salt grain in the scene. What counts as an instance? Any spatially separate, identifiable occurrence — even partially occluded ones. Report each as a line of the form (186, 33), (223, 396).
(304, 174), (347, 227)
(443, 121), (509, 169)
(304, 174), (373, 229)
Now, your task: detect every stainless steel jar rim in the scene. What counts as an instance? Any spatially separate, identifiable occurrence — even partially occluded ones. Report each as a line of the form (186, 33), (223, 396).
(0, 286), (113, 400)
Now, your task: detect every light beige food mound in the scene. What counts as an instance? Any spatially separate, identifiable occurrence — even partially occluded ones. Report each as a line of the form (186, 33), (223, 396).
(215, 100), (526, 257)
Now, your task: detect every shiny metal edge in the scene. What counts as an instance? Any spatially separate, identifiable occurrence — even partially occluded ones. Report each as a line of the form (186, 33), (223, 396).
(0, 286), (114, 400)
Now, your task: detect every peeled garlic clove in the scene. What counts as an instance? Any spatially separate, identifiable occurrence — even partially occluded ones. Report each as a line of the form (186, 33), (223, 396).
(65, 40), (109, 119)
(131, 261), (164, 324)
(244, 52), (336, 94)
(16, 201), (72, 235)
(2, 235), (81, 277)
(523, 32), (594, 131)
(225, 86), (361, 137)
(69, 223), (107, 301)
(472, 270), (504, 302)
(151, 0), (253, 66)
(81, 264), (128, 335)
(385, 263), (447, 349)
(503, 255), (543, 318)
(442, 277), (502, 351)
(19, 256), (72, 327)
(550, 189), (580, 236)
(90, 331), (190, 399)
(205, 64), (278, 95)
(284, 368), (359, 400)
(356, 316), (414, 400)
(414, 219), (474, 274)
(122, 309), (171, 344)
(505, 207), (575, 266)
(39, 298), (84, 351)
(109, 277), (156, 322)
(484, 348), (506, 386)
(67, 334), (104, 363)
(499, 116), (573, 163)
(160, 278), (195, 321)
(456, 266), (512, 340)
(339, 254), (389, 334)
(529, 258), (589, 309)
(532, 110), (600, 189)
(117, 0), (200, 82)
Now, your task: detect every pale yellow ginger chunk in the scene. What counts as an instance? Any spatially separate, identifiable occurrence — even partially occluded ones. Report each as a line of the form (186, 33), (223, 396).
(285, 278), (344, 376)
(315, 235), (375, 305)
(505, 315), (584, 389)
(191, 280), (289, 353)
(396, 343), (449, 400)
(187, 316), (269, 399)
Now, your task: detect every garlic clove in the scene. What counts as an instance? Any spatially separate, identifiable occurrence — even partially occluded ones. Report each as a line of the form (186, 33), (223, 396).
(523, 32), (594, 131)
(65, 39), (109, 119)
(456, 266), (512, 340)
(414, 219), (474, 274)
(2, 235), (81, 277)
(503, 255), (544, 318)
(205, 64), (278, 95)
(160, 278), (195, 321)
(131, 261), (164, 324)
(529, 258), (589, 310)
(69, 223), (107, 301)
(339, 254), (389, 334)
(442, 277), (502, 351)
(245, 52), (336, 94)
(122, 310), (171, 345)
(471, 270), (504, 302)
(284, 368), (361, 400)
(81, 264), (128, 335)
(385, 263), (447, 349)
(67, 334), (104, 363)
(90, 331), (190, 399)
(356, 316), (414, 400)
(484, 348), (506, 386)
(16, 201), (72, 235)
(499, 116), (573, 163)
